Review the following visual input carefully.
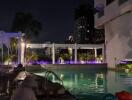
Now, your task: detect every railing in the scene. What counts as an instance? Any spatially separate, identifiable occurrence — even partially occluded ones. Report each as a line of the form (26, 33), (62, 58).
(38, 66), (63, 86)
(44, 70), (63, 85)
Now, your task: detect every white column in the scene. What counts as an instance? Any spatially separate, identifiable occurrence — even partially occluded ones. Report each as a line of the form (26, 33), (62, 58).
(68, 48), (72, 61)
(94, 48), (97, 58)
(52, 43), (55, 64)
(21, 41), (25, 65)
(74, 43), (77, 63)
(17, 32), (23, 64)
(17, 37), (21, 64)
(0, 31), (4, 65)
(102, 44), (105, 63)
(7, 46), (10, 65)
(1, 41), (3, 65)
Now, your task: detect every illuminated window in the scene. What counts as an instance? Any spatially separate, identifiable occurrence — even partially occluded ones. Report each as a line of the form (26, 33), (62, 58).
(87, 30), (89, 33)
(79, 26), (82, 28)
(79, 26), (85, 29)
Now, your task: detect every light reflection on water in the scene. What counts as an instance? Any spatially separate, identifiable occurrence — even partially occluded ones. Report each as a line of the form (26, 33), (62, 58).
(35, 69), (132, 99)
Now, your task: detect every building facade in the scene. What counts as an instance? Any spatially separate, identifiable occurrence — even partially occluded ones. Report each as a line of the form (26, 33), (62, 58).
(74, 1), (105, 44)
(74, 5), (94, 44)
(94, 0), (132, 68)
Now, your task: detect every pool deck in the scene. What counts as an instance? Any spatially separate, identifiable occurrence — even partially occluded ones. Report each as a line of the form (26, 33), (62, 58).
(0, 67), (77, 100)
(25, 63), (107, 71)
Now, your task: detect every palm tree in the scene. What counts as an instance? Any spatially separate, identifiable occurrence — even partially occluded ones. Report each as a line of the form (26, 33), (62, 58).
(9, 12), (42, 63)
(26, 50), (38, 64)
(11, 12), (42, 40)
(10, 38), (18, 55)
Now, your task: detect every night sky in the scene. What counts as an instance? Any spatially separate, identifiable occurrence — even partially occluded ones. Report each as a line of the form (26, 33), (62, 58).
(0, 0), (80, 43)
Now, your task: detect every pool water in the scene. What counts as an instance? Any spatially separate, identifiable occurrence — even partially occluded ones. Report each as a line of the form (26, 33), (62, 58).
(35, 68), (132, 100)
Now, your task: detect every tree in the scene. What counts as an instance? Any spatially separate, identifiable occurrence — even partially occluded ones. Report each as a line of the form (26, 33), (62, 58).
(10, 38), (18, 55)
(25, 50), (38, 64)
(11, 12), (42, 40)
(9, 12), (42, 63)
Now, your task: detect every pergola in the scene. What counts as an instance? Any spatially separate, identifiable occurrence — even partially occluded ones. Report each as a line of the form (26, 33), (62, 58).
(26, 43), (105, 64)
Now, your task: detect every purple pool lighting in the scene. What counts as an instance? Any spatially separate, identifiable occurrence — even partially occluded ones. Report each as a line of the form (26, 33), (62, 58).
(120, 61), (127, 64)
(29, 61), (52, 65)
(28, 60), (102, 65)
(86, 60), (102, 64)
(64, 60), (102, 64)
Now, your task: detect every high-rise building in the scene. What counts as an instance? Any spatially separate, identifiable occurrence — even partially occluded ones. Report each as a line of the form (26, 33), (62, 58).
(74, 4), (94, 44)
(95, 0), (132, 68)
(80, 0), (94, 8)
(74, 0), (104, 44)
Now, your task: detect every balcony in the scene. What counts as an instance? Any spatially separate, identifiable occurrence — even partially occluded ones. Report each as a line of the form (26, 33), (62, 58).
(95, 0), (131, 28)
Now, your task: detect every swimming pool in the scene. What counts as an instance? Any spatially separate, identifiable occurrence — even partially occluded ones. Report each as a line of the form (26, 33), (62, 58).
(34, 66), (132, 100)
